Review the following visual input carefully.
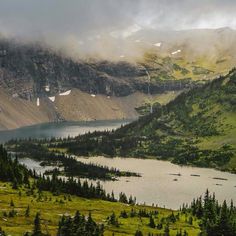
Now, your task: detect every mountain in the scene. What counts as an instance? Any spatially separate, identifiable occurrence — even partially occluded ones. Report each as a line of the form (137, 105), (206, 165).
(118, 69), (236, 171)
(61, 69), (236, 172)
(0, 28), (236, 130)
(0, 38), (194, 130)
(130, 27), (236, 81)
(0, 38), (193, 100)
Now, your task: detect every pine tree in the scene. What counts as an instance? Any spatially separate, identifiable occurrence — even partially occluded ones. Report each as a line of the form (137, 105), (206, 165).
(176, 229), (182, 236)
(183, 190), (236, 236)
(32, 212), (42, 236)
(25, 205), (30, 217)
(108, 212), (119, 227)
(57, 211), (103, 236)
(183, 230), (188, 236)
(164, 223), (170, 236)
(10, 199), (14, 207)
(217, 200), (231, 236)
(0, 227), (6, 236)
(148, 215), (155, 228)
(120, 210), (128, 218)
(188, 216), (193, 225)
(134, 230), (143, 236)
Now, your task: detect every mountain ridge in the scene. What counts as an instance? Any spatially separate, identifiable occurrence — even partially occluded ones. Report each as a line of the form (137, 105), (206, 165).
(0, 28), (236, 130)
(55, 69), (236, 172)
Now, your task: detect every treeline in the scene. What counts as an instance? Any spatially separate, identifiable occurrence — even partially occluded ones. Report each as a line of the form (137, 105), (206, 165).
(24, 211), (104, 236)
(36, 172), (136, 204)
(7, 141), (140, 180)
(120, 209), (189, 236)
(182, 189), (236, 236)
(37, 126), (234, 170)
(0, 144), (136, 203)
(0, 145), (30, 188)
(36, 173), (114, 201)
(1, 144), (236, 235)
(108, 209), (191, 236)
(57, 211), (104, 236)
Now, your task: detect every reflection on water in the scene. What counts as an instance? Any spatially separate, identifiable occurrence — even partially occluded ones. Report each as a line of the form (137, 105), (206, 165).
(0, 119), (131, 143)
(19, 155), (236, 210)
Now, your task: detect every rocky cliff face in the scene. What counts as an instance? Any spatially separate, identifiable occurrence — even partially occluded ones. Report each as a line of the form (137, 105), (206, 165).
(0, 39), (193, 101)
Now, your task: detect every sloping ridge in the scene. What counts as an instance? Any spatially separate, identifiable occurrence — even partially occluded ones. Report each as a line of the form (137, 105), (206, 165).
(114, 68), (236, 170)
(0, 89), (52, 130)
(123, 68), (236, 138)
(72, 69), (236, 171)
(0, 88), (164, 130)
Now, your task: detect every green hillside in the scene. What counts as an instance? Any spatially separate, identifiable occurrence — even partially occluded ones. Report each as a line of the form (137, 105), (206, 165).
(52, 69), (236, 172)
(1, 139), (236, 236)
(116, 68), (236, 171)
(124, 68), (236, 171)
(0, 182), (201, 236)
(0, 145), (200, 236)
(2, 69), (236, 235)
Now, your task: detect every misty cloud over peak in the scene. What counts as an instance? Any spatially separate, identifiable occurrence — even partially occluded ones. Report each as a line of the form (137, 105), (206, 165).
(0, 0), (236, 60)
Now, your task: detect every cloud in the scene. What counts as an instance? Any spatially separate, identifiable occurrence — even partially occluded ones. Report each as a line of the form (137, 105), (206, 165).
(0, 0), (235, 59)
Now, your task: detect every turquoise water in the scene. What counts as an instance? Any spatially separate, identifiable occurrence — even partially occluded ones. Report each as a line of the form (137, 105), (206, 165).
(0, 119), (132, 143)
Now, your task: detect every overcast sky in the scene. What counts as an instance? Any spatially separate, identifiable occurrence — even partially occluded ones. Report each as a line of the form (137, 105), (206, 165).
(0, 0), (235, 59)
(0, 0), (235, 37)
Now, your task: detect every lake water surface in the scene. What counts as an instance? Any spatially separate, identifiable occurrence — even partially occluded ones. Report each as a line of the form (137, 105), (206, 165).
(18, 155), (236, 210)
(75, 156), (236, 209)
(0, 119), (131, 143)
(2, 120), (236, 209)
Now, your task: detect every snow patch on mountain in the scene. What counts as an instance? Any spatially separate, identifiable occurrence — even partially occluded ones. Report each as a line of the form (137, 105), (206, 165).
(49, 96), (55, 102)
(171, 49), (181, 55)
(59, 90), (71, 96)
(36, 98), (40, 106)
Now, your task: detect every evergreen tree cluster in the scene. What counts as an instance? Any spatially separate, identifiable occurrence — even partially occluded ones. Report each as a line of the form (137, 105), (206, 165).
(119, 208), (191, 236)
(7, 141), (139, 180)
(119, 192), (136, 204)
(36, 173), (116, 201)
(57, 211), (104, 236)
(35, 172), (135, 203)
(183, 189), (236, 236)
(0, 145), (29, 188)
(107, 212), (119, 227)
(120, 208), (159, 219)
(24, 211), (104, 236)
